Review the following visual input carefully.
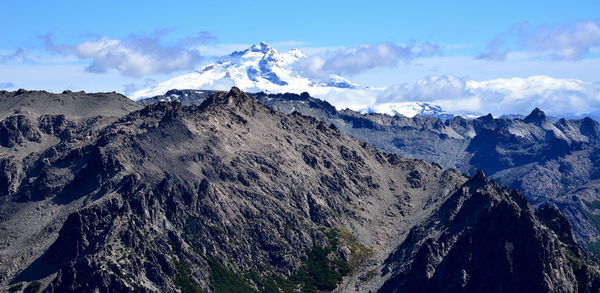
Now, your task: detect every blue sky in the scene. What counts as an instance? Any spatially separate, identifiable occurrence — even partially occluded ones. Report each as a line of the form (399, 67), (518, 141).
(2, 0), (598, 49)
(1, 0), (600, 116)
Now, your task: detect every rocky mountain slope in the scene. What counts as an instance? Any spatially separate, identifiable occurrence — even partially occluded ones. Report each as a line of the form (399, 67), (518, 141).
(0, 88), (598, 292)
(138, 89), (600, 257)
(139, 90), (470, 169)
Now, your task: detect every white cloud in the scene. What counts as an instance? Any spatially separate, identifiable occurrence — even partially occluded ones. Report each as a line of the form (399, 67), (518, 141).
(479, 21), (600, 61)
(42, 31), (215, 77)
(351, 54), (600, 87)
(376, 75), (600, 117)
(76, 37), (201, 76)
(378, 75), (468, 103)
(520, 21), (600, 60)
(294, 42), (441, 79)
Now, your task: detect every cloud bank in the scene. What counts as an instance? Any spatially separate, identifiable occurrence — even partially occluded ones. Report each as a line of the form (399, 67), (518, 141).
(479, 21), (600, 61)
(295, 42), (440, 79)
(376, 75), (600, 118)
(42, 31), (215, 77)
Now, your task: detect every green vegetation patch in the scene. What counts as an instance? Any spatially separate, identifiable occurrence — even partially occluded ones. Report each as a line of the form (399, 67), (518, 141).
(193, 227), (365, 293)
(23, 281), (42, 293)
(584, 211), (600, 232)
(287, 227), (353, 292)
(584, 200), (600, 210)
(560, 176), (573, 188)
(588, 240), (600, 259)
(206, 257), (256, 293)
(336, 228), (375, 270)
(173, 258), (205, 293)
(291, 245), (350, 292)
(565, 252), (583, 274)
(8, 283), (23, 292)
(582, 211), (600, 258)
(209, 225), (226, 235)
(245, 269), (296, 293)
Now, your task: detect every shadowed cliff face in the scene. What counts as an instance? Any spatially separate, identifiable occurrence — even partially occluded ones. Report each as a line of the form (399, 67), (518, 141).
(139, 90), (600, 254)
(0, 88), (598, 292)
(380, 173), (600, 293)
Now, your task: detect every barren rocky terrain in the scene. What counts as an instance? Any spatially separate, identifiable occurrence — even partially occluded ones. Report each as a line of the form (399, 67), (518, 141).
(0, 88), (598, 292)
(141, 90), (600, 256)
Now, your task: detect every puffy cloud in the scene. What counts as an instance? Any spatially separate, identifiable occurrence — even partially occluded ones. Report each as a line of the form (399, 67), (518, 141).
(295, 42), (440, 78)
(378, 75), (469, 103)
(76, 37), (200, 76)
(0, 82), (15, 89)
(520, 21), (600, 60)
(376, 75), (600, 117)
(479, 21), (600, 61)
(42, 31), (215, 77)
(466, 76), (600, 116)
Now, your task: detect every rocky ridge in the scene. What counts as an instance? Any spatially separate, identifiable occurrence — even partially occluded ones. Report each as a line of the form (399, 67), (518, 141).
(0, 88), (597, 292)
(139, 90), (600, 254)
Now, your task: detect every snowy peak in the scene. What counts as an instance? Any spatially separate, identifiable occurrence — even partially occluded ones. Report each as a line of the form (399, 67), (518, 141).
(249, 41), (272, 53)
(132, 42), (356, 100)
(226, 41), (280, 61)
(360, 102), (454, 120)
(286, 48), (307, 59)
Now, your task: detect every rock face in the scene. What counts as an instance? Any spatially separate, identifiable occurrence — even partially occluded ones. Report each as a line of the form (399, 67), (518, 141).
(139, 90), (600, 255)
(0, 89), (141, 120)
(380, 174), (600, 293)
(0, 88), (598, 292)
(139, 90), (472, 169)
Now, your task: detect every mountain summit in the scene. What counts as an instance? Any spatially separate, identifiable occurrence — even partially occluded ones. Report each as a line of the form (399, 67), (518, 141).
(131, 42), (358, 99)
(524, 107), (548, 124)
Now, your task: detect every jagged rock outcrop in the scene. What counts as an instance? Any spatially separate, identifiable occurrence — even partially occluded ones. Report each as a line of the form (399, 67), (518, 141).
(381, 172), (600, 293)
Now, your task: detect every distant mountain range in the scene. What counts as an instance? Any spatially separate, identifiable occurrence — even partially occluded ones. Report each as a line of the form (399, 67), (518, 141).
(1, 88), (599, 292)
(130, 42), (600, 122)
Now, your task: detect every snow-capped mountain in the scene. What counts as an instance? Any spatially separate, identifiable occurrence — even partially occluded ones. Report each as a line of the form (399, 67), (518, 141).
(131, 42), (358, 100)
(131, 42), (459, 118)
(360, 102), (454, 119)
